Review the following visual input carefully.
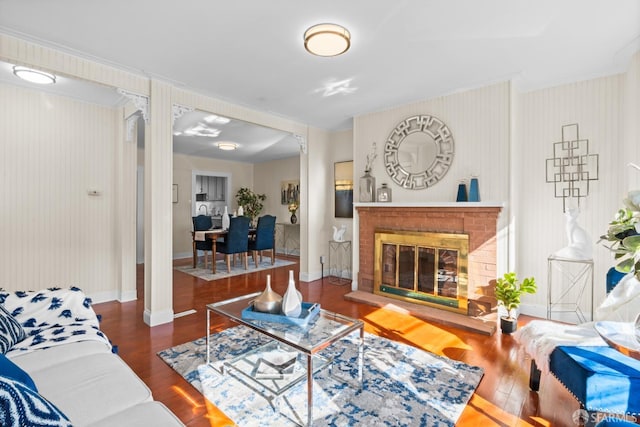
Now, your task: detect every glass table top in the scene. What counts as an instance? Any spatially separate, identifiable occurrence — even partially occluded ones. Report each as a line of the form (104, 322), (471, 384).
(208, 292), (364, 355)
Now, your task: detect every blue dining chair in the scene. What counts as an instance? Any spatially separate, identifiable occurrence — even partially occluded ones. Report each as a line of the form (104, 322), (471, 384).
(216, 216), (251, 273)
(192, 215), (213, 268)
(249, 215), (276, 268)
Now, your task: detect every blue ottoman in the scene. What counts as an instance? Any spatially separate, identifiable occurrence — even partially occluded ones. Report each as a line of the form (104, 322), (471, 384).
(550, 346), (640, 418)
(595, 419), (638, 427)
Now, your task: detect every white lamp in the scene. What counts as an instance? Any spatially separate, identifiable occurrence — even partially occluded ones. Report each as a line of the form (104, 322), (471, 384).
(13, 66), (56, 84)
(304, 23), (351, 57)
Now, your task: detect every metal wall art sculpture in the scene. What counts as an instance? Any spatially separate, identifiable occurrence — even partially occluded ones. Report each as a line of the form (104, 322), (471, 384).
(545, 123), (599, 211)
(383, 115), (454, 190)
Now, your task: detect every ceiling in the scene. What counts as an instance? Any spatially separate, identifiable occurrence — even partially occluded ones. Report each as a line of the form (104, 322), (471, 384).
(1, 0), (639, 151)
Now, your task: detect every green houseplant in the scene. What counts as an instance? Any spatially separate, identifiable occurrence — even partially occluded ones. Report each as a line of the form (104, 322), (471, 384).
(235, 187), (266, 226)
(494, 272), (537, 334)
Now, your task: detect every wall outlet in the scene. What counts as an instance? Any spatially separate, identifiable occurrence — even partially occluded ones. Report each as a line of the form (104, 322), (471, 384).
(320, 255), (326, 264)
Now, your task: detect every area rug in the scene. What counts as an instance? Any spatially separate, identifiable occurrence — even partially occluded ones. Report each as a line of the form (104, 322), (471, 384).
(175, 258), (296, 281)
(157, 326), (483, 426)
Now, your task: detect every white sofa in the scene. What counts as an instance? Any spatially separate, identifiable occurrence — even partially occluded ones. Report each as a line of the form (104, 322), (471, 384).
(1, 287), (184, 427)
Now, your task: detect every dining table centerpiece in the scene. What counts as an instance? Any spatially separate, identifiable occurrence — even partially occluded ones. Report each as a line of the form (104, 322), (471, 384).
(235, 187), (266, 227)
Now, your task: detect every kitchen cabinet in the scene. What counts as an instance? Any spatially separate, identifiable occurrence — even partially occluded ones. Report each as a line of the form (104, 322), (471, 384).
(195, 175), (226, 201)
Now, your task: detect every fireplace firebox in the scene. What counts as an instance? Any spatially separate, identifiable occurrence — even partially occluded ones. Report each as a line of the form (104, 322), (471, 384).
(374, 230), (469, 314)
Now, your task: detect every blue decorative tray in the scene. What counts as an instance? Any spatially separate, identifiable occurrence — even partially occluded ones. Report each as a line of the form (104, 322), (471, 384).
(241, 302), (321, 328)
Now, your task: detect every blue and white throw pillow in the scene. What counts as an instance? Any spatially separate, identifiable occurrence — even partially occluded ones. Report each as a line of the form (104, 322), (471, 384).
(0, 376), (71, 427)
(0, 306), (26, 354)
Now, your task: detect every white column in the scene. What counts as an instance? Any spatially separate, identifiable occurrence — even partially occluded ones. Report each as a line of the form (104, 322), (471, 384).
(116, 107), (139, 302)
(143, 80), (174, 326)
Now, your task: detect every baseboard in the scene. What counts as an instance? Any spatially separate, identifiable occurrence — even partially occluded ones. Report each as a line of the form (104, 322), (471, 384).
(118, 289), (137, 303)
(173, 251), (192, 260)
(300, 270), (328, 283)
(144, 308), (174, 327)
(519, 303), (548, 319)
(88, 290), (118, 304)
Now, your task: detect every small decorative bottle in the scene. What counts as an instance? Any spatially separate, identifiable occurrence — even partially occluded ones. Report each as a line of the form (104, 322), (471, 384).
(456, 181), (468, 202)
(253, 275), (282, 314)
(359, 170), (376, 202)
(222, 206), (230, 230)
(377, 183), (392, 202)
(237, 205), (244, 217)
(281, 270), (302, 317)
(468, 176), (480, 202)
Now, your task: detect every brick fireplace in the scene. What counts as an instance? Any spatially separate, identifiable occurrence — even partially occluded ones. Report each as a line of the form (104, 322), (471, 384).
(356, 203), (503, 316)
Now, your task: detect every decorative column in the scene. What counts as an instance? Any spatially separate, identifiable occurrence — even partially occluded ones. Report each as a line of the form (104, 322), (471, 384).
(143, 80), (175, 326)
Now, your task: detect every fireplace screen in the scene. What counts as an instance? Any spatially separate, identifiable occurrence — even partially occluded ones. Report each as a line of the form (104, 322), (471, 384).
(375, 230), (469, 314)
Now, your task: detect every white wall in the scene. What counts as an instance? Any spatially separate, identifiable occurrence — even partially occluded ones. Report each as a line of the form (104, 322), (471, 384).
(0, 83), (120, 301)
(352, 82), (512, 292)
(319, 130), (354, 276)
(515, 74), (625, 318)
(254, 156), (300, 224)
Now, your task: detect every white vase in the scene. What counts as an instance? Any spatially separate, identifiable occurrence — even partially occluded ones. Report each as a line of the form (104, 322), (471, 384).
(635, 312), (640, 343)
(238, 205), (244, 216)
(222, 206), (230, 230)
(281, 270), (302, 317)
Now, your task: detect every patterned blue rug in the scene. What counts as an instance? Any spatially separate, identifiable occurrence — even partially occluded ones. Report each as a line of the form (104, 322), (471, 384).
(157, 326), (483, 426)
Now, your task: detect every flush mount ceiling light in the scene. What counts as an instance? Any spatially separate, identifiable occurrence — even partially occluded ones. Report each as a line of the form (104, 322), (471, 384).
(216, 142), (238, 151)
(12, 65), (56, 84)
(304, 23), (351, 57)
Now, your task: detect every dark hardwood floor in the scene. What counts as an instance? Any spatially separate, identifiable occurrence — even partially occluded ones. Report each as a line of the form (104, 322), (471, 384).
(93, 256), (582, 427)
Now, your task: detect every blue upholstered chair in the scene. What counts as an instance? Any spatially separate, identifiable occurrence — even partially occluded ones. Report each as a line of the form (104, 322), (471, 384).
(249, 215), (276, 268)
(216, 216), (250, 273)
(192, 215), (213, 268)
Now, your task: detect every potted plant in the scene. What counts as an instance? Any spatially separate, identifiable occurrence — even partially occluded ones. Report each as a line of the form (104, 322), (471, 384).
(235, 187), (266, 227)
(494, 272), (537, 334)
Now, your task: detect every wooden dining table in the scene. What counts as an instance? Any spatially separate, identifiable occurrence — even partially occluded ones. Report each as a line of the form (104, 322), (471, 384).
(192, 228), (255, 274)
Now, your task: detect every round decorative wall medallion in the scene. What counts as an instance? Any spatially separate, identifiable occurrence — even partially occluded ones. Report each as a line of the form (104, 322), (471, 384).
(383, 115), (454, 190)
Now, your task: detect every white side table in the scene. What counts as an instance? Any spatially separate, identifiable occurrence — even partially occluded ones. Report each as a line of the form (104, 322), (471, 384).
(329, 240), (352, 285)
(547, 255), (594, 323)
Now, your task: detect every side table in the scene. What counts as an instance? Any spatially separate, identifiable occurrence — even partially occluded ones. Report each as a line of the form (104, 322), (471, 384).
(329, 240), (351, 285)
(547, 255), (594, 323)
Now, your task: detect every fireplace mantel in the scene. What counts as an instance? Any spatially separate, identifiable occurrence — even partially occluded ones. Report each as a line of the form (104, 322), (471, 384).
(354, 202), (504, 209)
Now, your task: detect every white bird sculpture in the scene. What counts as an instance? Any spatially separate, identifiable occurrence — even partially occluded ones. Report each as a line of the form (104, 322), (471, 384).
(332, 225), (347, 242)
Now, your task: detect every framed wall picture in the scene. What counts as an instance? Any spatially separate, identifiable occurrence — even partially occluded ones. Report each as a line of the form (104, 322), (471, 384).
(281, 180), (300, 205)
(172, 184), (178, 203)
(334, 161), (353, 218)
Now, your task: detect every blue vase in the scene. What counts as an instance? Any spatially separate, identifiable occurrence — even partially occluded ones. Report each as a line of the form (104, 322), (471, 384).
(456, 183), (468, 202)
(469, 178), (480, 202)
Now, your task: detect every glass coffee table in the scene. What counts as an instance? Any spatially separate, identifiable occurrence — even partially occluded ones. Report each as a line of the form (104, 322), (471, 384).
(206, 292), (364, 426)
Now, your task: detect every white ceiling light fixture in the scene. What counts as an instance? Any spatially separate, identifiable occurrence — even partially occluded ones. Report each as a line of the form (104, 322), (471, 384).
(12, 65), (56, 84)
(304, 23), (351, 57)
(217, 142), (238, 151)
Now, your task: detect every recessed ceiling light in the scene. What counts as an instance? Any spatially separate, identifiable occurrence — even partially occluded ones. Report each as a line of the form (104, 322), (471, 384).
(217, 142), (238, 151)
(304, 23), (351, 57)
(203, 114), (231, 125)
(12, 65), (57, 84)
(183, 123), (221, 138)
